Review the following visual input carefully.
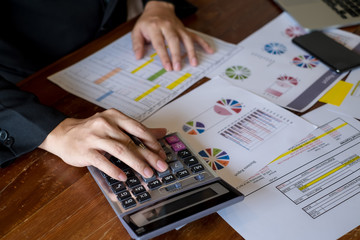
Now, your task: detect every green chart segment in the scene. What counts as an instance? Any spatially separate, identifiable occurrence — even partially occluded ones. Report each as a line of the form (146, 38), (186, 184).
(225, 65), (251, 80)
(147, 68), (167, 81)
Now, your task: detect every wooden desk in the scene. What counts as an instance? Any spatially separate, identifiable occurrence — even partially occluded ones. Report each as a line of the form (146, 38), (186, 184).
(1, 0), (359, 239)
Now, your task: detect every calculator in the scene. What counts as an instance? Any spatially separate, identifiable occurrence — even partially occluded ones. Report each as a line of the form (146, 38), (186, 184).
(88, 132), (244, 239)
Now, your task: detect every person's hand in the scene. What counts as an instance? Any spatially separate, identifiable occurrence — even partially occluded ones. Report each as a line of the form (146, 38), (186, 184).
(39, 108), (168, 181)
(132, 1), (214, 71)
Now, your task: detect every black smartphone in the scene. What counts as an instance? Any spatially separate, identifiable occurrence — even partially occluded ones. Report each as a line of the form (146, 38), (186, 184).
(292, 31), (360, 73)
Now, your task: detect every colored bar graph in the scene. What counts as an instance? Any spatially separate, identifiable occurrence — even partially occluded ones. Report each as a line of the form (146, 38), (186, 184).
(94, 68), (121, 84)
(147, 69), (167, 81)
(298, 155), (360, 191)
(96, 91), (114, 102)
(131, 58), (154, 74)
(270, 122), (348, 164)
(166, 73), (192, 90)
(135, 84), (161, 101)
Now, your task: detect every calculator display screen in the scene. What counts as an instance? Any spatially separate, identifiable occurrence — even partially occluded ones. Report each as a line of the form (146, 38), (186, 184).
(143, 188), (217, 221)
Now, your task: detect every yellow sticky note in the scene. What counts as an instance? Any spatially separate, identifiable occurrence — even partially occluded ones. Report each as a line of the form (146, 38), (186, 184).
(319, 81), (354, 106)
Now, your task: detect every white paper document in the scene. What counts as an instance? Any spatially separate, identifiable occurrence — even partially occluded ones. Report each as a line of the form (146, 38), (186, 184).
(219, 106), (360, 240)
(144, 76), (315, 187)
(48, 30), (235, 121)
(208, 13), (360, 112)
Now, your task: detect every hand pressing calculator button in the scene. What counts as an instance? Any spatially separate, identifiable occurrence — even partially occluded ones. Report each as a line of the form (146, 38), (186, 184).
(87, 132), (244, 240)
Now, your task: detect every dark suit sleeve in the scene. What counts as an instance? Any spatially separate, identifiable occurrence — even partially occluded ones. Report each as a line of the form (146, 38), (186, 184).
(143, 0), (198, 18)
(0, 75), (67, 167)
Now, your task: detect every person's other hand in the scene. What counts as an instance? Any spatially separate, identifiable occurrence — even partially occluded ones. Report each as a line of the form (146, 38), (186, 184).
(39, 108), (168, 181)
(132, 1), (214, 71)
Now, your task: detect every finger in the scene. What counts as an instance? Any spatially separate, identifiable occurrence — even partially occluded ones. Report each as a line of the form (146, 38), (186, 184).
(163, 30), (182, 71)
(148, 28), (173, 71)
(97, 137), (156, 178)
(144, 128), (167, 159)
(131, 28), (146, 60)
(193, 33), (215, 54)
(89, 150), (127, 181)
(148, 128), (167, 139)
(137, 146), (169, 173)
(114, 116), (166, 159)
(180, 32), (198, 67)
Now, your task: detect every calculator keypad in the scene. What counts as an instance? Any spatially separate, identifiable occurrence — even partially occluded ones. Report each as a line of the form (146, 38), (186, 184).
(100, 133), (206, 210)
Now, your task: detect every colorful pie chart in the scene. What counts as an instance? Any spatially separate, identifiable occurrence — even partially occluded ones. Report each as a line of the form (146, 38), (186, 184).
(198, 148), (230, 170)
(293, 55), (319, 69)
(214, 99), (242, 116)
(182, 121), (205, 135)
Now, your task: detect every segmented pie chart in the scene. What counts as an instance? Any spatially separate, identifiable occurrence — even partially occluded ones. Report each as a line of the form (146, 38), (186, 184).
(293, 55), (319, 69)
(264, 42), (287, 55)
(285, 26), (305, 38)
(198, 148), (230, 170)
(278, 75), (298, 85)
(182, 121), (205, 135)
(225, 66), (251, 80)
(214, 99), (242, 116)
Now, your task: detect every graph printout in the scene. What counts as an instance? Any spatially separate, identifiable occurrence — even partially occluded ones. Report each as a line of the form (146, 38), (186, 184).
(143, 76), (315, 186)
(208, 12), (360, 112)
(219, 106), (360, 240)
(48, 30), (235, 121)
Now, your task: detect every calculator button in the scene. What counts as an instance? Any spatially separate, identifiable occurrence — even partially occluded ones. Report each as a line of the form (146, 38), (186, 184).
(171, 142), (186, 152)
(117, 190), (131, 200)
(176, 169), (190, 179)
(194, 173), (205, 181)
(123, 169), (135, 177)
(165, 182), (182, 191)
(105, 176), (120, 185)
(162, 174), (176, 184)
(165, 135), (180, 144)
(191, 164), (205, 173)
(169, 161), (184, 173)
(166, 152), (177, 163)
(163, 146), (172, 155)
(100, 171), (107, 178)
(126, 176), (141, 188)
(122, 197), (136, 209)
(110, 157), (130, 170)
(178, 149), (192, 159)
(141, 174), (157, 183)
(136, 192), (151, 203)
(184, 157), (199, 167)
(157, 168), (171, 178)
(147, 179), (162, 190)
(111, 182), (126, 194)
(132, 185), (146, 195)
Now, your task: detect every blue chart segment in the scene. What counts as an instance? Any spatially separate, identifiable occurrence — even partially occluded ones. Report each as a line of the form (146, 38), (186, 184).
(198, 148), (230, 170)
(182, 121), (206, 135)
(264, 42), (287, 55)
(219, 108), (290, 151)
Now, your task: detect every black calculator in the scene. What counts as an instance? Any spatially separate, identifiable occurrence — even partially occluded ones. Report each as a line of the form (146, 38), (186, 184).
(88, 132), (244, 239)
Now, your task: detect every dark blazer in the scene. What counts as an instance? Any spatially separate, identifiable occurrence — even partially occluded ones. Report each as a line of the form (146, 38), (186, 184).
(0, 0), (196, 167)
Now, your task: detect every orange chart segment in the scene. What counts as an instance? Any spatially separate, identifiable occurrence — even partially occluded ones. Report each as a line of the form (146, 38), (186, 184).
(94, 68), (121, 84)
